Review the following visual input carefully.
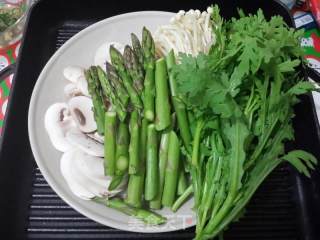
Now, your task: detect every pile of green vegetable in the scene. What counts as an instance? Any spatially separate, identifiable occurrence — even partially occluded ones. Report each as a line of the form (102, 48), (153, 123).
(0, 3), (24, 32)
(85, 27), (181, 225)
(85, 6), (317, 239)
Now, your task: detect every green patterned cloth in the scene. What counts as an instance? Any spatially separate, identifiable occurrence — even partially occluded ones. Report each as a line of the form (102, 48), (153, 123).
(0, 39), (19, 133)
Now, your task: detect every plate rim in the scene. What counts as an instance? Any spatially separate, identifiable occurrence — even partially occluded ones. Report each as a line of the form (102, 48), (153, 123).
(28, 10), (196, 233)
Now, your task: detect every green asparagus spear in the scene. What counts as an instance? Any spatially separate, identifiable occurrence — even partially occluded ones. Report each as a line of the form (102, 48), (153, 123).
(172, 185), (193, 212)
(177, 170), (188, 196)
(142, 27), (155, 71)
(96, 66), (127, 121)
(105, 62), (129, 108)
(155, 58), (171, 131)
(117, 155), (129, 172)
(140, 118), (148, 167)
(128, 110), (140, 174)
(108, 175), (125, 191)
(162, 130), (180, 207)
(143, 67), (155, 121)
(165, 50), (178, 96)
(110, 46), (143, 109)
(126, 118), (148, 208)
(142, 27), (156, 121)
(166, 50), (191, 151)
(108, 155), (129, 191)
(108, 122), (129, 190)
(85, 69), (105, 135)
(123, 45), (144, 94)
(116, 122), (129, 173)
(131, 33), (144, 68)
(94, 197), (166, 225)
(150, 131), (170, 209)
(104, 111), (117, 176)
(126, 174), (143, 207)
(145, 124), (158, 201)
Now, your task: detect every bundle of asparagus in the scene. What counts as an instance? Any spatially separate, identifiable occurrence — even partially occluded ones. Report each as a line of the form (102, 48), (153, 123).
(85, 27), (189, 224)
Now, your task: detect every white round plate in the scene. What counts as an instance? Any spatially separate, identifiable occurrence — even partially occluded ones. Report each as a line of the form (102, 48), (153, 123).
(28, 11), (195, 233)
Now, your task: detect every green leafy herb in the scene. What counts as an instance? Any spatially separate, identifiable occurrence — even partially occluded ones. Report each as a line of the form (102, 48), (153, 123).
(173, 6), (317, 239)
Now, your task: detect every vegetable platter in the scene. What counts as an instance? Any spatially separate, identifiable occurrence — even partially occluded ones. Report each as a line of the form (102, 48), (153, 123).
(28, 3), (319, 239)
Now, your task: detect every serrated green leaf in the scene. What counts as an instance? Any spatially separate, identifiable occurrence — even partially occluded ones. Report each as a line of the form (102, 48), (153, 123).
(278, 59), (300, 73)
(223, 118), (250, 191)
(282, 150), (317, 177)
(287, 81), (316, 95)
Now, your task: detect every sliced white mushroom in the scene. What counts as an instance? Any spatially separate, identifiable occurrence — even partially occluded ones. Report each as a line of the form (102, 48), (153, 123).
(63, 66), (85, 83)
(66, 128), (104, 157)
(64, 83), (82, 98)
(60, 149), (124, 200)
(68, 96), (97, 133)
(64, 76), (89, 98)
(94, 42), (124, 69)
(87, 132), (104, 144)
(44, 103), (75, 152)
(60, 150), (94, 200)
(76, 75), (89, 97)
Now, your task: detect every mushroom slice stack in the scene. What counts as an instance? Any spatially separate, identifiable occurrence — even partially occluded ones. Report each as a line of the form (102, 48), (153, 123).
(63, 66), (84, 83)
(63, 66), (89, 98)
(44, 103), (75, 152)
(64, 83), (82, 98)
(68, 96), (97, 133)
(60, 149), (123, 200)
(87, 132), (104, 144)
(66, 128), (104, 157)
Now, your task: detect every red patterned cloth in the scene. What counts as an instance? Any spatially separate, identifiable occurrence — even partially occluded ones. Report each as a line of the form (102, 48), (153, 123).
(309, 0), (320, 26)
(0, 40), (20, 133)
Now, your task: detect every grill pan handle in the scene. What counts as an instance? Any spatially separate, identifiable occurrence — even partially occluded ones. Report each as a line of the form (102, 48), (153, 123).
(0, 63), (16, 82)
